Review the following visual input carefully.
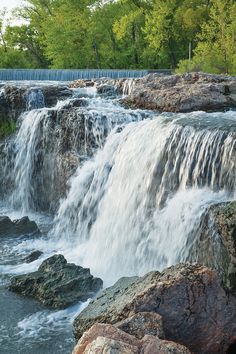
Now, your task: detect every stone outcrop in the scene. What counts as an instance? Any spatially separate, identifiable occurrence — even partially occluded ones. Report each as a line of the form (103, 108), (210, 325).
(123, 72), (236, 112)
(9, 254), (103, 309)
(73, 264), (236, 354)
(72, 323), (192, 354)
(0, 84), (72, 127)
(189, 201), (236, 294)
(0, 216), (40, 237)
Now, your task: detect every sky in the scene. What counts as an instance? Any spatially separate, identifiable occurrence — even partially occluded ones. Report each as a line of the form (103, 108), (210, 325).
(0, 0), (23, 10)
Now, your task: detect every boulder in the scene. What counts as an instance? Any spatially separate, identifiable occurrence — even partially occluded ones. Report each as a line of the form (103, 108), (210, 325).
(9, 254), (103, 309)
(0, 216), (40, 237)
(73, 264), (236, 354)
(72, 323), (191, 354)
(24, 250), (43, 263)
(123, 72), (236, 112)
(189, 201), (236, 294)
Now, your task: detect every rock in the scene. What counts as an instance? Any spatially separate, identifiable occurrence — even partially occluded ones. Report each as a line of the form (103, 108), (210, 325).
(69, 80), (95, 88)
(72, 323), (191, 354)
(0, 84), (73, 128)
(73, 323), (140, 354)
(0, 216), (40, 237)
(115, 312), (164, 339)
(189, 201), (236, 294)
(73, 264), (236, 354)
(24, 250), (43, 263)
(9, 254), (103, 309)
(141, 335), (192, 354)
(123, 72), (236, 112)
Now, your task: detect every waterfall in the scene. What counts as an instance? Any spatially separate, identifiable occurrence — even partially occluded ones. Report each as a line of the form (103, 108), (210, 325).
(3, 87), (150, 212)
(52, 111), (236, 283)
(0, 69), (149, 81)
(25, 88), (45, 111)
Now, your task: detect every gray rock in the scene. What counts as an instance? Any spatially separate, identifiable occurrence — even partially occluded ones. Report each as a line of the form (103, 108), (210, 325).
(0, 216), (40, 237)
(189, 201), (236, 294)
(73, 264), (236, 354)
(24, 250), (43, 263)
(123, 72), (236, 112)
(9, 254), (103, 309)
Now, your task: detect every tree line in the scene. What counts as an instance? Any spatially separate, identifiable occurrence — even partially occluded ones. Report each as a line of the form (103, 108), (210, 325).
(0, 0), (236, 74)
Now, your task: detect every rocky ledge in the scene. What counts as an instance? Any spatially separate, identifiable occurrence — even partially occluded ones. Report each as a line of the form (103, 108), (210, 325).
(9, 254), (103, 309)
(0, 84), (72, 127)
(123, 72), (236, 112)
(73, 263), (236, 354)
(0, 216), (40, 237)
(190, 201), (236, 294)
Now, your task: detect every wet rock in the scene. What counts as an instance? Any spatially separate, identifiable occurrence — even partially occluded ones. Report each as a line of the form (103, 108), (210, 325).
(24, 250), (43, 263)
(73, 264), (236, 354)
(123, 72), (236, 112)
(0, 216), (40, 237)
(189, 201), (236, 294)
(0, 84), (72, 126)
(72, 323), (191, 354)
(9, 254), (103, 309)
(115, 312), (164, 340)
(69, 80), (95, 88)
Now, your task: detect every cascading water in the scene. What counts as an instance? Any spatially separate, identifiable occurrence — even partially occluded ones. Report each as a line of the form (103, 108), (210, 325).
(25, 87), (45, 111)
(52, 111), (236, 283)
(0, 78), (236, 354)
(2, 86), (151, 212)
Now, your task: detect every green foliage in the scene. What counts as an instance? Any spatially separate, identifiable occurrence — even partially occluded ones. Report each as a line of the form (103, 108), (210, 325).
(0, 120), (17, 139)
(0, 0), (235, 73)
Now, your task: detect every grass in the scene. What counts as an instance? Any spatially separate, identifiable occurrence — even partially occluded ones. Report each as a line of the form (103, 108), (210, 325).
(0, 120), (17, 140)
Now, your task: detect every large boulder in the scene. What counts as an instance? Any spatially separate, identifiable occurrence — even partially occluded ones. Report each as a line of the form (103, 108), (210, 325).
(189, 201), (236, 294)
(123, 72), (236, 112)
(0, 216), (40, 237)
(73, 264), (236, 354)
(72, 323), (192, 354)
(9, 254), (103, 309)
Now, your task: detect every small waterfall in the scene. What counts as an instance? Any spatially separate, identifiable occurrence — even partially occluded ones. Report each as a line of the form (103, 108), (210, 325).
(122, 79), (136, 96)
(10, 109), (49, 211)
(25, 87), (45, 111)
(52, 111), (236, 283)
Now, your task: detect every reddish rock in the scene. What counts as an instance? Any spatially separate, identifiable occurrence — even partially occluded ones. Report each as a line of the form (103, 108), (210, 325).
(72, 323), (191, 354)
(115, 312), (164, 339)
(74, 264), (236, 354)
(72, 323), (140, 354)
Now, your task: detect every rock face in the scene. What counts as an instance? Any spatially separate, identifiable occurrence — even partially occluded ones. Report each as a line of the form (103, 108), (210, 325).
(9, 254), (103, 309)
(123, 72), (236, 112)
(189, 201), (236, 294)
(73, 264), (236, 354)
(0, 84), (72, 123)
(72, 323), (191, 354)
(0, 216), (40, 237)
